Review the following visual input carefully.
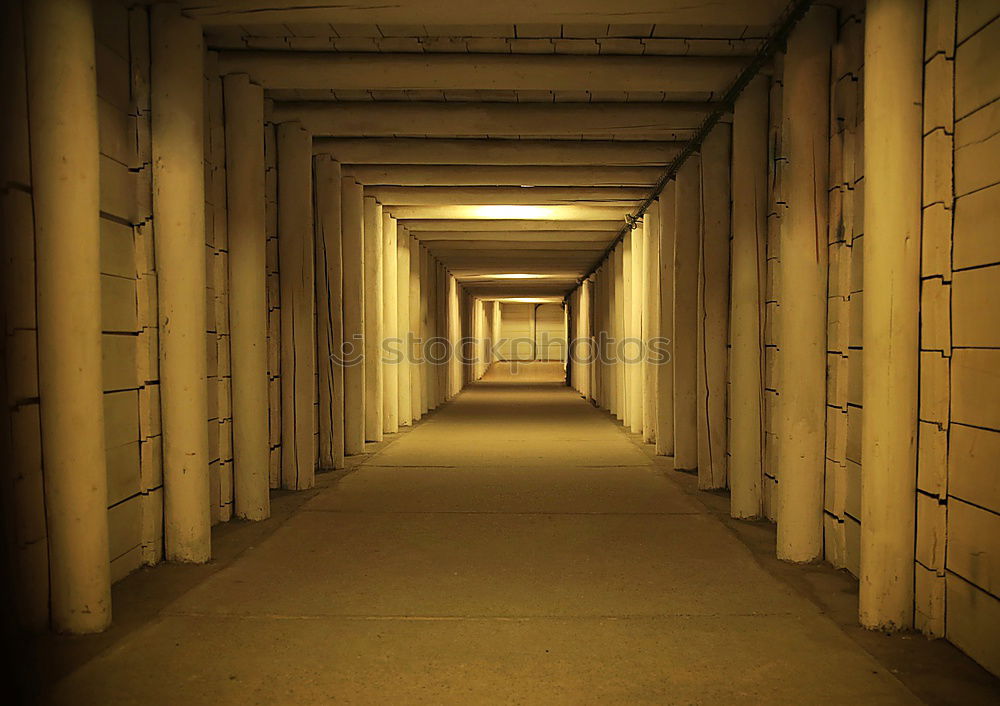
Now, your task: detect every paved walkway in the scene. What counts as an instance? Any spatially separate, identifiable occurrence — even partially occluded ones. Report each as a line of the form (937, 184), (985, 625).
(50, 364), (920, 704)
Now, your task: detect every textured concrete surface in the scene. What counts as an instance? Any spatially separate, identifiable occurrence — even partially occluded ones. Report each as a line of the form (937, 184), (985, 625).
(47, 364), (923, 704)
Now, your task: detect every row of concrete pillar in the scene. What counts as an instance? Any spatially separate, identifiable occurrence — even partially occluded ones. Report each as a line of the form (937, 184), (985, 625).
(567, 1), (924, 631)
(27, 0), (472, 634)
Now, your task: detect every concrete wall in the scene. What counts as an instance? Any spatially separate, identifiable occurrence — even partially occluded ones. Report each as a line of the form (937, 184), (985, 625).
(263, 109), (282, 488)
(498, 303), (533, 360)
(204, 54), (236, 524)
(2, 0), (166, 609)
(3, 0), (48, 629)
(823, 4), (866, 578)
(916, 0), (1000, 674)
(762, 52), (784, 523)
(534, 303), (567, 361)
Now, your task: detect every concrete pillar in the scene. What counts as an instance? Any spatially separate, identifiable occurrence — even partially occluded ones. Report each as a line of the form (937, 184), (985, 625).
(673, 157), (701, 473)
(656, 185), (676, 457)
(601, 250), (615, 415)
(775, 6), (834, 563)
(410, 238), (425, 418)
(859, 0), (923, 630)
(614, 244), (626, 421)
(419, 245), (431, 415)
(277, 122), (316, 490)
(697, 124), (732, 490)
(25, 0), (111, 632)
(622, 235), (633, 428)
(597, 267), (608, 409)
(314, 155), (346, 469)
(729, 74), (769, 519)
(363, 197), (384, 441)
(382, 212), (399, 433)
(396, 228), (412, 426)
(340, 177), (366, 454)
(630, 226), (644, 434)
(580, 280), (593, 401)
(223, 74), (270, 517)
(492, 300), (502, 370)
(151, 3), (211, 562)
(642, 203), (658, 443)
(436, 260), (449, 403)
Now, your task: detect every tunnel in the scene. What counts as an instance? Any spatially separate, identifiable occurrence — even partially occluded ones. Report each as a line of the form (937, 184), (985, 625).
(2, 0), (1000, 703)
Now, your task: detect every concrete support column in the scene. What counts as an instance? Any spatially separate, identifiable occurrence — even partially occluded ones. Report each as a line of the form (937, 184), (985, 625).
(859, 0), (923, 630)
(580, 280), (592, 401)
(729, 74), (769, 519)
(697, 124), (732, 490)
(673, 158), (701, 472)
(775, 6), (834, 562)
(622, 236), (633, 427)
(614, 245), (625, 420)
(410, 238), (424, 418)
(436, 261), (449, 403)
(223, 74), (270, 517)
(629, 227), (644, 434)
(382, 212), (399, 433)
(656, 184), (676, 457)
(25, 0), (111, 632)
(419, 245), (431, 415)
(396, 229), (412, 425)
(492, 300), (502, 370)
(642, 203), (658, 443)
(340, 177), (366, 454)
(597, 268), (608, 409)
(363, 197), (384, 440)
(314, 155), (345, 469)
(151, 3), (211, 562)
(277, 122), (316, 490)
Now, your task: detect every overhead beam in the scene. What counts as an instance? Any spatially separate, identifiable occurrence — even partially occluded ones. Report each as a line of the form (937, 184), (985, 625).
(313, 138), (681, 166)
(271, 101), (710, 140)
(388, 205), (626, 220)
(416, 230), (613, 242)
(344, 165), (664, 187)
(219, 52), (745, 94)
(427, 240), (605, 251)
(399, 219), (618, 232)
(186, 0), (786, 26)
(365, 186), (646, 206)
(461, 283), (579, 293)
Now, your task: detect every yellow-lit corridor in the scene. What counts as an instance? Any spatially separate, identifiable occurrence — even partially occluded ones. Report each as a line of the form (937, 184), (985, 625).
(38, 365), (951, 703)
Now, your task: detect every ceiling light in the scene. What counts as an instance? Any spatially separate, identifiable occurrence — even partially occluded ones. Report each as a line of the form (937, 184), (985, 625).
(476, 273), (551, 280)
(474, 205), (554, 219)
(493, 297), (563, 304)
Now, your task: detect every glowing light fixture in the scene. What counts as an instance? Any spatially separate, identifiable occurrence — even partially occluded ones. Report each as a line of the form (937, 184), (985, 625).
(474, 205), (554, 219)
(473, 273), (551, 280)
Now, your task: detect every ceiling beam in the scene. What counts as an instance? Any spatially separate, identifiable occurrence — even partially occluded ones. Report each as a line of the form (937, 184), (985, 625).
(343, 165), (663, 187)
(398, 219), (618, 231)
(315, 138), (679, 165)
(415, 230), (613, 241)
(219, 52), (743, 94)
(271, 101), (709, 140)
(187, 1), (785, 27)
(364, 186), (646, 206)
(425, 240), (606, 251)
(386, 205), (627, 220)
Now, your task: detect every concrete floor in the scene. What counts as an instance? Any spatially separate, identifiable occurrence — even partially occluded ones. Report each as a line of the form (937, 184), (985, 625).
(34, 364), (999, 704)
